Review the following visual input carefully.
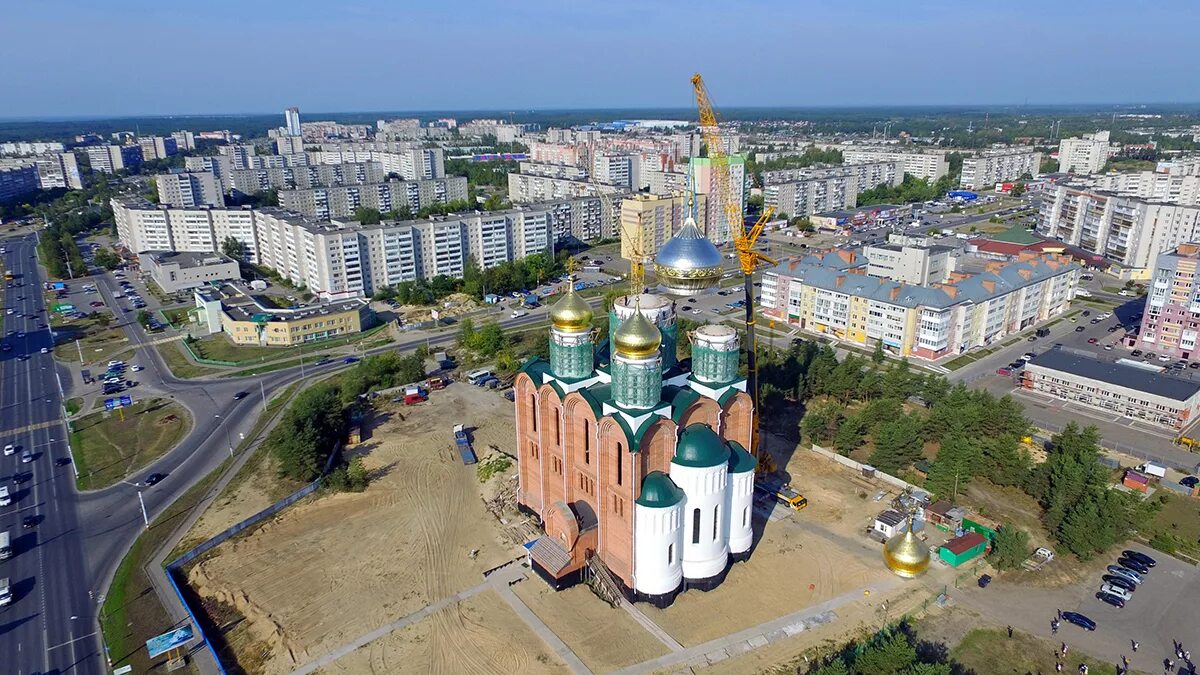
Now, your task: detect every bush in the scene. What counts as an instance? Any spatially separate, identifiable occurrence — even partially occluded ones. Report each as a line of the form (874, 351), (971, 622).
(1150, 532), (1180, 555)
(326, 457), (369, 492)
(477, 456), (513, 482)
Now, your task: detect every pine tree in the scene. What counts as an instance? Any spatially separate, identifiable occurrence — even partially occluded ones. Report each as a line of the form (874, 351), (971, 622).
(833, 413), (869, 455)
(991, 524), (1031, 570)
(869, 413), (925, 474)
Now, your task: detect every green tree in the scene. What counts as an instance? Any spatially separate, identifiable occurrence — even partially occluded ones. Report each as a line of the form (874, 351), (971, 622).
(1010, 183), (1026, 198)
(800, 399), (843, 446)
(871, 341), (885, 364)
(221, 236), (247, 261)
(868, 413), (925, 474)
(990, 524), (1031, 570)
(93, 247), (121, 270)
(924, 432), (979, 500)
(135, 309), (152, 328)
(833, 413), (868, 455)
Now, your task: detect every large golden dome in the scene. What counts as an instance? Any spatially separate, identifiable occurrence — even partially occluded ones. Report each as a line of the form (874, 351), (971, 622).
(549, 284), (592, 332)
(883, 525), (931, 578)
(612, 309), (661, 359)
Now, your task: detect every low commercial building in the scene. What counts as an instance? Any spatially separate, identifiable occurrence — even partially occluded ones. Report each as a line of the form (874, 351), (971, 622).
(1023, 349), (1200, 430)
(810, 203), (914, 232)
(960, 148), (1042, 190)
(143, 250), (240, 293)
(761, 248), (1078, 361)
(938, 531), (988, 567)
(195, 285), (374, 347)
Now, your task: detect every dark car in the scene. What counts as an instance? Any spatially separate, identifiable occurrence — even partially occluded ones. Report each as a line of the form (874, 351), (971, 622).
(22, 515), (36, 529)
(1131, 349), (1142, 357)
(1102, 574), (1137, 593)
(1075, 326), (1085, 332)
(1061, 611), (1096, 631)
(1096, 591), (1126, 608)
(54, 457), (71, 467)
(1118, 556), (1150, 575)
(1122, 550), (1157, 568)
(1181, 476), (1199, 488)
(144, 472), (165, 486)
(977, 574), (992, 588)
(233, 391), (248, 401)
(342, 357), (359, 364)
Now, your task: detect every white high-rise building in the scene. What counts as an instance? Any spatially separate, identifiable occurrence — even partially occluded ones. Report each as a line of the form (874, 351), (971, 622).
(960, 148), (1042, 190)
(1058, 131), (1114, 175)
(155, 172), (225, 208)
(285, 107), (302, 137)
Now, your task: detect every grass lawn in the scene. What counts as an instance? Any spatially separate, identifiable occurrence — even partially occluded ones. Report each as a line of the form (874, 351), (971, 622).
(155, 342), (219, 379)
(189, 324), (392, 365)
(52, 325), (130, 367)
(64, 397), (82, 416)
(100, 456), (231, 674)
(943, 347), (997, 371)
(1143, 493), (1200, 560)
(159, 306), (192, 328)
(70, 398), (191, 490)
(954, 627), (1119, 675)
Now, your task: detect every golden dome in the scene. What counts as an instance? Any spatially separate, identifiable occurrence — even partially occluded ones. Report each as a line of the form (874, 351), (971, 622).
(883, 524), (931, 579)
(613, 308), (661, 359)
(549, 285), (592, 332)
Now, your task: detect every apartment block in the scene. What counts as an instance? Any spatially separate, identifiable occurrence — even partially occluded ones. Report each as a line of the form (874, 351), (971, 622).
(840, 146), (949, 181)
(0, 164), (39, 203)
(762, 161), (902, 189)
(863, 242), (954, 285)
(593, 153), (636, 188)
(1135, 242), (1200, 360)
(765, 176), (857, 218)
(1037, 183), (1200, 276)
(278, 177), (468, 220)
(1057, 131), (1114, 174)
(645, 169), (689, 196)
(1086, 170), (1200, 206)
(155, 172), (225, 208)
(84, 144), (143, 173)
(138, 136), (178, 161)
(527, 142), (581, 166)
(519, 161), (588, 181)
(960, 148), (1042, 189)
(229, 162), (387, 195)
(619, 193), (708, 261)
(690, 155), (746, 245)
(22, 153), (83, 190)
(760, 248), (1076, 361)
(508, 173), (618, 203)
(0, 141), (66, 156)
(170, 130), (196, 151)
(273, 136), (307, 154)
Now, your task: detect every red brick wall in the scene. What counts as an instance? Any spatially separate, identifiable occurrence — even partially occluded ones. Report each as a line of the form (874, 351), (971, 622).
(723, 392), (753, 450)
(598, 417), (635, 585)
(679, 398), (721, 430)
(514, 374), (542, 514)
(539, 386), (566, 516)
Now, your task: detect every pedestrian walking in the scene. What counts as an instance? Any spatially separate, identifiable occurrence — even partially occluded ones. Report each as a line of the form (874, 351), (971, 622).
(1052, 621), (1059, 635)
(1056, 663), (1063, 673)
(1134, 641), (1140, 652)
(1063, 643), (1070, 657)
(1008, 625), (1014, 638)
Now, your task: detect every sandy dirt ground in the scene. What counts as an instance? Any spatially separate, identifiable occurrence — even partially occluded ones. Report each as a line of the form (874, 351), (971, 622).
(186, 384), (527, 674)
(511, 582), (670, 672)
(315, 589), (566, 675)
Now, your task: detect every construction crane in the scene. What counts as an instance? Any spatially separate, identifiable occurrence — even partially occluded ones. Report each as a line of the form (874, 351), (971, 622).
(691, 73), (777, 471)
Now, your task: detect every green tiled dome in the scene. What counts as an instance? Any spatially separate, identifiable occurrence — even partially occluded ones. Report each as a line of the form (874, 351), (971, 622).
(673, 423), (731, 468)
(636, 471), (685, 508)
(726, 440), (756, 474)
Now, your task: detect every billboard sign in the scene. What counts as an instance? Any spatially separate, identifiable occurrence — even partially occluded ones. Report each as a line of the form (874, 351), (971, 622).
(145, 624), (194, 658)
(104, 396), (134, 411)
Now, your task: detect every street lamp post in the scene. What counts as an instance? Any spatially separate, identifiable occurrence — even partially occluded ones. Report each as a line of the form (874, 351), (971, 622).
(137, 490), (148, 529)
(215, 414), (233, 458)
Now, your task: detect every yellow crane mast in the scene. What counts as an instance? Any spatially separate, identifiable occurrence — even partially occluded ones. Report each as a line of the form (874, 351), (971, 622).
(691, 73), (777, 470)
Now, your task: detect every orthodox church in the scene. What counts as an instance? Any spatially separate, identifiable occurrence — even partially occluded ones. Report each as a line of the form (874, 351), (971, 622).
(514, 214), (758, 607)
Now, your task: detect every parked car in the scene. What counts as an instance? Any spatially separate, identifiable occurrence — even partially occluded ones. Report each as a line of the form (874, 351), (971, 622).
(20, 451), (32, 463)
(1088, 338), (1098, 344)
(1102, 574), (1137, 593)
(1100, 583), (1132, 601)
(1075, 326), (1085, 332)
(1122, 550), (1157, 568)
(1118, 556), (1150, 575)
(1181, 476), (1199, 488)
(1061, 611), (1097, 631)
(1095, 591), (1126, 609)
(1106, 565), (1143, 585)
(977, 574), (992, 588)
(996, 367), (1012, 376)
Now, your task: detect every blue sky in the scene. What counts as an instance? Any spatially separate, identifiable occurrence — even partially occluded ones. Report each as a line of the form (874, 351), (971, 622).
(1, 0), (1197, 117)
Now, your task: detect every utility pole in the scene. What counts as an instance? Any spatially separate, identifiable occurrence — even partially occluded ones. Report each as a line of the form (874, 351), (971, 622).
(260, 378), (266, 407)
(75, 339), (83, 364)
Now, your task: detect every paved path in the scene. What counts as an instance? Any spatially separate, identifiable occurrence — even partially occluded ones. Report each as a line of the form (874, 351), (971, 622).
(493, 579), (593, 675)
(613, 576), (904, 674)
(619, 598), (684, 653)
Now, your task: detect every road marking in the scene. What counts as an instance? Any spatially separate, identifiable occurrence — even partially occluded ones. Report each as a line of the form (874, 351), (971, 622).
(0, 420), (58, 436)
(46, 630), (96, 650)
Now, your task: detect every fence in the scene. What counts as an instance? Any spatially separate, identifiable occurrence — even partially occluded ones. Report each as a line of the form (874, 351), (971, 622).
(164, 443), (342, 671)
(809, 444), (923, 494)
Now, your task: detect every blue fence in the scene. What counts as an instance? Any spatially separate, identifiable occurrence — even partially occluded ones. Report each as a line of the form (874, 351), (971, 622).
(165, 443), (342, 670)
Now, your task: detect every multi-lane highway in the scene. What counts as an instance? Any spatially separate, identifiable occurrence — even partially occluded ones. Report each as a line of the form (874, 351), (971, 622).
(0, 235), (99, 674)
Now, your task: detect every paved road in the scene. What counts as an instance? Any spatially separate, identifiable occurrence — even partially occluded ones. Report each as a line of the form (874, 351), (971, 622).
(0, 235), (102, 675)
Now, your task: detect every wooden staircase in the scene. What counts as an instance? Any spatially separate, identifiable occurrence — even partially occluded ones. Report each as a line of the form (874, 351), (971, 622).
(584, 553), (622, 607)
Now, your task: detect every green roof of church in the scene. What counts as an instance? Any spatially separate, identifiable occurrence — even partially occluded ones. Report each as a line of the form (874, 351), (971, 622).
(636, 471), (685, 508)
(673, 423), (731, 468)
(727, 440), (756, 473)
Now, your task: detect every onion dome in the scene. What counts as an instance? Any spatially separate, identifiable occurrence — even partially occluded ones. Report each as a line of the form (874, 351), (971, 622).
(636, 471), (685, 508)
(673, 423), (731, 468)
(653, 216), (724, 295)
(613, 308), (661, 359)
(549, 284), (592, 332)
(883, 520), (931, 579)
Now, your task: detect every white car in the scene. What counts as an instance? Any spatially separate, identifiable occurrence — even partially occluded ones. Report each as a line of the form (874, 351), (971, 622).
(39, 347), (48, 354)
(1100, 583), (1132, 601)
(108, 360), (124, 368)
(510, 310), (526, 318)
(131, 364), (143, 372)
(2, 444), (12, 456)
(20, 451), (31, 464)
(4, 309), (11, 316)
(1160, 354), (1171, 362)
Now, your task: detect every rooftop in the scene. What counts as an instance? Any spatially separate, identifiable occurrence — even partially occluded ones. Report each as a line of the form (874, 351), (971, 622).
(943, 531), (987, 555)
(1027, 350), (1200, 402)
(144, 250), (237, 269)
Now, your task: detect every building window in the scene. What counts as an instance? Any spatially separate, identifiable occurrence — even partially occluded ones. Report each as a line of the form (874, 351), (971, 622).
(615, 442), (623, 486)
(554, 413), (561, 446)
(530, 442), (539, 460)
(668, 543), (674, 565)
(743, 506), (749, 528)
(692, 508), (701, 544)
(611, 494), (623, 517)
(552, 457), (562, 475)
(583, 419), (590, 465)
(713, 506), (719, 541)
(530, 395), (537, 432)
